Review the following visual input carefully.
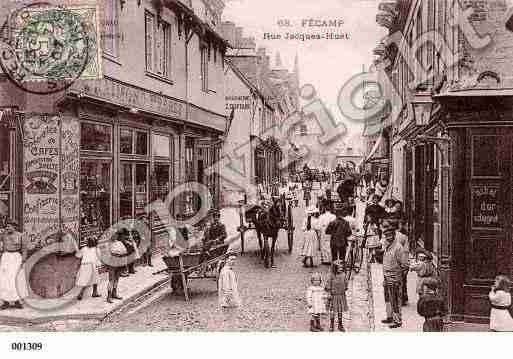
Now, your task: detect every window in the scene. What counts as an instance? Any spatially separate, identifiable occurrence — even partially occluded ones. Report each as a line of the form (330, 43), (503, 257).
(119, 127), (148, 155)
(120, 162), (149, 218)
(80, 160), (111, 230)
(81, 122), (112, 152)
(145, 12), (154, 72)
(152, 134), (171, 158)
(201, 46), (209, 92)
(0, 126), (12, 222)
(145, 12), (172, 78)
(102, 0), (120, 58)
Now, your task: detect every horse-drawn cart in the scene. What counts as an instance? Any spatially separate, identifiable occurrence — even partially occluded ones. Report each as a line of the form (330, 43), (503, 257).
(153, 243), (230, 301)
(237, 195), (295, 268)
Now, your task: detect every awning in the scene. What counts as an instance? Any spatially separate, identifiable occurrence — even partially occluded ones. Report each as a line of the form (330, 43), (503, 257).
(434, 88), (513, 98)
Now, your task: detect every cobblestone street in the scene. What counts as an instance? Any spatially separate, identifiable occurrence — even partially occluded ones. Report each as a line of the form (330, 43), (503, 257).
(99, 204), (374, 332)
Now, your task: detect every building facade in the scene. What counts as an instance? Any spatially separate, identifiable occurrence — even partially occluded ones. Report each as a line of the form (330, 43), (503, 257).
(0, 0), (228, 297)
(374, 0), (513, 322)
(221, 22), (300, 197)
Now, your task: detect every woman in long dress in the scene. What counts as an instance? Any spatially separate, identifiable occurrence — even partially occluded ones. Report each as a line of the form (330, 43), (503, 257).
(218, 255), (241, 309)
(0, 220), (28, 309)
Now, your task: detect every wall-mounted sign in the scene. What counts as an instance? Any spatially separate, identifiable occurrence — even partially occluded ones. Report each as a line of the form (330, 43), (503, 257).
(70, 77), (185, 120)
(471, 184), (500, 229)
(23, 115), (61, 248)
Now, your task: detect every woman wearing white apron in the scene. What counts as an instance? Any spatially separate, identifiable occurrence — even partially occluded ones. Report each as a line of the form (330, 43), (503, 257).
(0, 220), (28, 309)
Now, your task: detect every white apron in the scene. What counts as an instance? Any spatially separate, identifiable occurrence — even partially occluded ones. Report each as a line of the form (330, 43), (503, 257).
(0, 252), (29, 301)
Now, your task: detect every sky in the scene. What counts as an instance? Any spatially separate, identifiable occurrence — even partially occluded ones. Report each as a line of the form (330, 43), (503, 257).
(222, 0), (388, 148)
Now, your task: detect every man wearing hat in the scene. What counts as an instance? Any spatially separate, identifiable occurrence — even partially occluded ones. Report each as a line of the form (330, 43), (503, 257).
(203, 208), (227, 251)
(381, 219), (409, 328)
(0, 220), (28, 309)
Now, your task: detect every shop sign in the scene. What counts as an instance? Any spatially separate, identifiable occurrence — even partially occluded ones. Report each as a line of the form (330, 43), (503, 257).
(22, 114), (81, 249)
(23, 115), (61, 247)
(60, 116), (80, 244)
(71, 78), (185, 120)
(471, 184), (500, 229)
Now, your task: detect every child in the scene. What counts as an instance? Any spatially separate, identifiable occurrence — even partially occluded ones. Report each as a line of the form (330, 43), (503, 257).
(218, 255), (241, 309)
(306, 272), (327, 332)
(75, 236), (101, 300)
(396, 220), (410, 305)
(489, 275), (513, 332)
(300, 215), (318, 268)
(364, 221), (380, 263)
(325, 261), (348, 332)
(417, 277), (447, 332)
(410, 249), (436, 296)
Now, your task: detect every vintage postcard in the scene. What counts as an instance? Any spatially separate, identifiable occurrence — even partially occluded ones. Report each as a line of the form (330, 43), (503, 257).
(0, 0), (512, 353)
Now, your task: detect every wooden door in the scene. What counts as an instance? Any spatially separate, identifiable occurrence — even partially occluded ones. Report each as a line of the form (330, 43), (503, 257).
(463, 128), (513, 322)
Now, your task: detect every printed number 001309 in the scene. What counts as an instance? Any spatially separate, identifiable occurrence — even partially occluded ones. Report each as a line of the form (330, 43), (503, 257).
(11, 342), (43, 350)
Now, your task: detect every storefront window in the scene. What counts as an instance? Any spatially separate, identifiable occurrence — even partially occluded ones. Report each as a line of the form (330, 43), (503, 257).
(80, 160), (111, 230)
(120, 162), (149, 218)
(120, 162), (133, 218)
(136, 132), (148, 156)
(120, 127), (148, 156)
(81, 123), (112, 152)
(120, 128), (133, 154)
(153, 134), (171, 158)
(135, 164), (148, 216)
(0, 127), (11, 223)
(0, 128), (10, 192)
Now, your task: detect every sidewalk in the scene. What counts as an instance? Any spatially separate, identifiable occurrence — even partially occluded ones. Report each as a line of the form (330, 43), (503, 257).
(0, 262), (170, 329)
(370, 263), (488, 332)
(0, 208), (244, 330)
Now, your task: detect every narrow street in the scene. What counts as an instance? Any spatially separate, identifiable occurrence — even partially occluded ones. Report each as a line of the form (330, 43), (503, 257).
(99, 200), (374, 332)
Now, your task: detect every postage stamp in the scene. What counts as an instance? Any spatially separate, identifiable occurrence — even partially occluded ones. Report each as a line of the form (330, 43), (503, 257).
(0, 1), (102, 94)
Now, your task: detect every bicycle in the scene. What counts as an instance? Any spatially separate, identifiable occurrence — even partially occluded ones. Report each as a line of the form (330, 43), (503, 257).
(345, 231), (364, 281)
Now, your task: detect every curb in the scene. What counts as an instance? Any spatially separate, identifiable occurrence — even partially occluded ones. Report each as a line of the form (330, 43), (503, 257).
(366, 252), (376, 331)
(0, 277), (170, 328)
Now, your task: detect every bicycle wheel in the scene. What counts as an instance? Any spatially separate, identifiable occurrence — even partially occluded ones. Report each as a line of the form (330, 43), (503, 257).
(353, 243), (364, 273)
(345, 248), (354, 281)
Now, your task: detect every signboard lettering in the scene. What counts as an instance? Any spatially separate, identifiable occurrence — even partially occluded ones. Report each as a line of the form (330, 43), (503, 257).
(472, 184), (500, 229)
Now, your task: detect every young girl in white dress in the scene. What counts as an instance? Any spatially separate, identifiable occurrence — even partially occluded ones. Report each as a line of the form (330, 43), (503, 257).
(306, 272), (328, 332)
(300, 215), (318, 268)
(489, 275), (513, 332)
(75, 236), (101, 300)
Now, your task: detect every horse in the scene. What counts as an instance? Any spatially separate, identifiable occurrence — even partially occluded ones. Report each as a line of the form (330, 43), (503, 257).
(245, 196), (285, 268)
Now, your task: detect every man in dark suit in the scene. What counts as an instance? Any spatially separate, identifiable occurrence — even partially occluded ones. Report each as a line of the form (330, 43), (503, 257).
(325, 207), (353, 264)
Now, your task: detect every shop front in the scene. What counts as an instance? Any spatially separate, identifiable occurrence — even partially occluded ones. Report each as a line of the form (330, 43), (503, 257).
(431, 93), (513, 323)
(5, 77), (225, 298)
